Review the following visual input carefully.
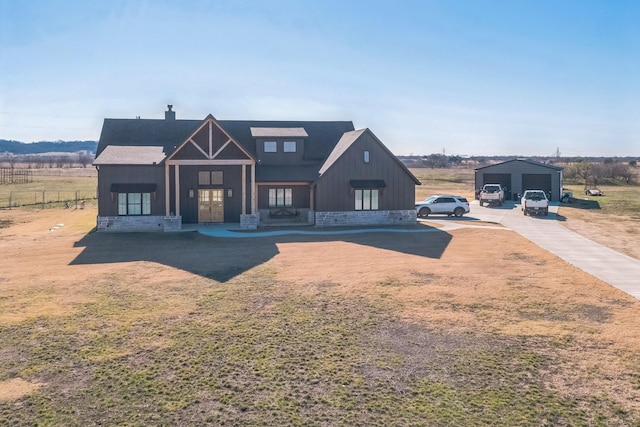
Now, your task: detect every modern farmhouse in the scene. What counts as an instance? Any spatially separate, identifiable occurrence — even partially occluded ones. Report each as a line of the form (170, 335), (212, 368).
(94, 106), (420, 231)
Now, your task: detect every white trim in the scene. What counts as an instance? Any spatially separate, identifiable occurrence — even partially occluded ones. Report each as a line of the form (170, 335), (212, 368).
(242, 164), (246, 215)
(251, 164), (256, 214)
(166, 159), (253, 166)
(165, 164), (170, 216)
(165, 116), (256, 162)
(188, 138), (210, 159)
(257, 181), (312, 186)
(174, 164), (180, 216)
(211, 139), (232, 159)
(208, 121), (213, 158)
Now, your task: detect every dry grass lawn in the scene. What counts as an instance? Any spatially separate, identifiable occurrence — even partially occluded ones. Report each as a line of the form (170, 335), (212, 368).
(1, 207), (639, 425)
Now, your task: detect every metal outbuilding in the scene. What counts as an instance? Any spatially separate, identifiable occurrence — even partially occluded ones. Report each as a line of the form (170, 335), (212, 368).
(474, 159), (563, 201)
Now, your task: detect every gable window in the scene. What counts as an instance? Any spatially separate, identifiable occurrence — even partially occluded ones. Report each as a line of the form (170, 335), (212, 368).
(268, 188), (292, 207)
(264, 141), (277, 153)
(355, 189), (379, 211)
(118, 192), (151, 215)
(283, 141), (297, 153)
(364, 150), (370, 163)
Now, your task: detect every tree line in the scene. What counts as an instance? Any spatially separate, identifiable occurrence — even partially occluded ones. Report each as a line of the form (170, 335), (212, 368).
(0, 151), (95, 169)
(0, 139), (97, 154)
(401, 154), (638, 186)
(563, 159), (637, 186)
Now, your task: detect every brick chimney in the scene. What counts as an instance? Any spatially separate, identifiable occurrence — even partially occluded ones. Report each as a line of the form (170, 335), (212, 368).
(165, 104), (175, 121)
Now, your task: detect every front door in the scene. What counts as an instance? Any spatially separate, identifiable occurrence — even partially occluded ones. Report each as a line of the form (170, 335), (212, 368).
(198, 189), (224, 223)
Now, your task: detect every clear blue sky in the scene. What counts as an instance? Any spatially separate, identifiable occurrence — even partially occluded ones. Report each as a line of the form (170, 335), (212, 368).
(1, 0), (638, 156)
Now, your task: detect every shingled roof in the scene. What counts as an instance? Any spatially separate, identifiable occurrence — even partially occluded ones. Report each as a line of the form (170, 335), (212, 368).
(96, 116), (355, 161)
(94, 145), (166, 165)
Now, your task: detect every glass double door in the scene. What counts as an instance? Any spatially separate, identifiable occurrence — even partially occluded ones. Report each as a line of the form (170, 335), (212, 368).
(198, 189), (224, 223)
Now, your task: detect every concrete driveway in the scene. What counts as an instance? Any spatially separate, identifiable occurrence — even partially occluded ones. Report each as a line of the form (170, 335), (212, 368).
(426, 200), (640, 300)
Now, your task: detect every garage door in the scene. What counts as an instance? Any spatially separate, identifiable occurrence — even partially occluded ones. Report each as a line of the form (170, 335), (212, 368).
(522, 174), (552, 199)
(482, 173), (513, 200)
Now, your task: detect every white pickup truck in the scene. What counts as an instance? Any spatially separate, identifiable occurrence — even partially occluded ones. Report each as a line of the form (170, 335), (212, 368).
(479, 184), (505, 206)
(521, 190), (549, 216)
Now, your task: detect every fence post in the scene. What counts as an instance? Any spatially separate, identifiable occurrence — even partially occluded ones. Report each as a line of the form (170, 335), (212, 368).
(75, 191), (78, 209)
(8, 191), (11, 209)
(42, 191), (45, 209)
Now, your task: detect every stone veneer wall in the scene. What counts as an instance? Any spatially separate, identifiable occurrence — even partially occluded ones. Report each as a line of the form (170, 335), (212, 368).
(240, 213), (260, 229)
(314, 210), (416, 227)
(97, 216), (182, 232)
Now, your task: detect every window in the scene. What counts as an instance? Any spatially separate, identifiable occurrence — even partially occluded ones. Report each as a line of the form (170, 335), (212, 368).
(283, 141), (297, 152)
(355, 189), (379, 210)
(118, 192), (151, 215)
(364, 150), (370, 163)
(264, 141), (277, 152)
(198, 171), (210, 185)
(436, 197), (455, 204)
(268, 188), (293, 207)
(211, 171), (223, 185)
(199, 171), (223, 186)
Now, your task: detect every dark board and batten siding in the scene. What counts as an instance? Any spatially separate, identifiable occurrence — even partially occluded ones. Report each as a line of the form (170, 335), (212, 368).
(315, 132), (416, 211)
(97, 165), (165, 216)
(257, 185), (311, 210)
(178, 165), (244, 224)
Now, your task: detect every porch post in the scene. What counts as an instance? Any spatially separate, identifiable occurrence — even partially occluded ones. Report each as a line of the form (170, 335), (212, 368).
(174, 164), (180, 216)
(251, 162), (256, 213)
(165, 164), (170, 216)
(242, 164), (247, 215)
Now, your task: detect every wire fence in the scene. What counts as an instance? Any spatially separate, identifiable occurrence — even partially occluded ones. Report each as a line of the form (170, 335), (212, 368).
(3, 190), (97, 209)
(0, 168), (33, 184)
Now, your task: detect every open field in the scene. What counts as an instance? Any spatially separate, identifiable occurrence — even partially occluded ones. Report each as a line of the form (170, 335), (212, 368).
(0, 173), (97, 209)
(1, 205), (640, 425)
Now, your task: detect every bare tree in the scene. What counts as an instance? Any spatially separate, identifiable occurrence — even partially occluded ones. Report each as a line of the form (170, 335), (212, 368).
(571, 160), (592, 188)
(617, 164), (636, 184)
(590, 163), (607, 187)
(55, 155), (66, 168)
(77, 151), (93, 168)
(6, 153), (17, 169)
(423, 153), (449, 168)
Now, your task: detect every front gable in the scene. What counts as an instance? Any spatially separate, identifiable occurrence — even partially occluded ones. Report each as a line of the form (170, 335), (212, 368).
(167, 115), (253, 162)
(319, 128), (420, 185)
(315, 128), (419, 212)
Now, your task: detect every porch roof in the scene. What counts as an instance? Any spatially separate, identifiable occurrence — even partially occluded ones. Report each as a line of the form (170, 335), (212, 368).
(94, 145), (166, 165)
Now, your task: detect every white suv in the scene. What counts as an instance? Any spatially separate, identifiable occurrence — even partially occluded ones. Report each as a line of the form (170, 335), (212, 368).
(416, 195), (470, 218)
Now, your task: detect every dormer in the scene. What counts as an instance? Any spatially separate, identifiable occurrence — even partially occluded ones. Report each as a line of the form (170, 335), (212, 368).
(251, 127), (308, 165)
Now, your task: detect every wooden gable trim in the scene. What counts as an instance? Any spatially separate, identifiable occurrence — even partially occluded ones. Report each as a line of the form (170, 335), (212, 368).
(165, 118), (211, 162)
(165, 159), (253, 166)
(207, 115), (254, 160)
(188, 137), (210, 159)
(211, 138), (233, 159)
(165, 115), (255, 162)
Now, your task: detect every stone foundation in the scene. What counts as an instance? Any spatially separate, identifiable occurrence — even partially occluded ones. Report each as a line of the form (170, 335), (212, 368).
(314, 210), (417, 227)
(240, 213), (260, 229)
(97, 216), (182, 232)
